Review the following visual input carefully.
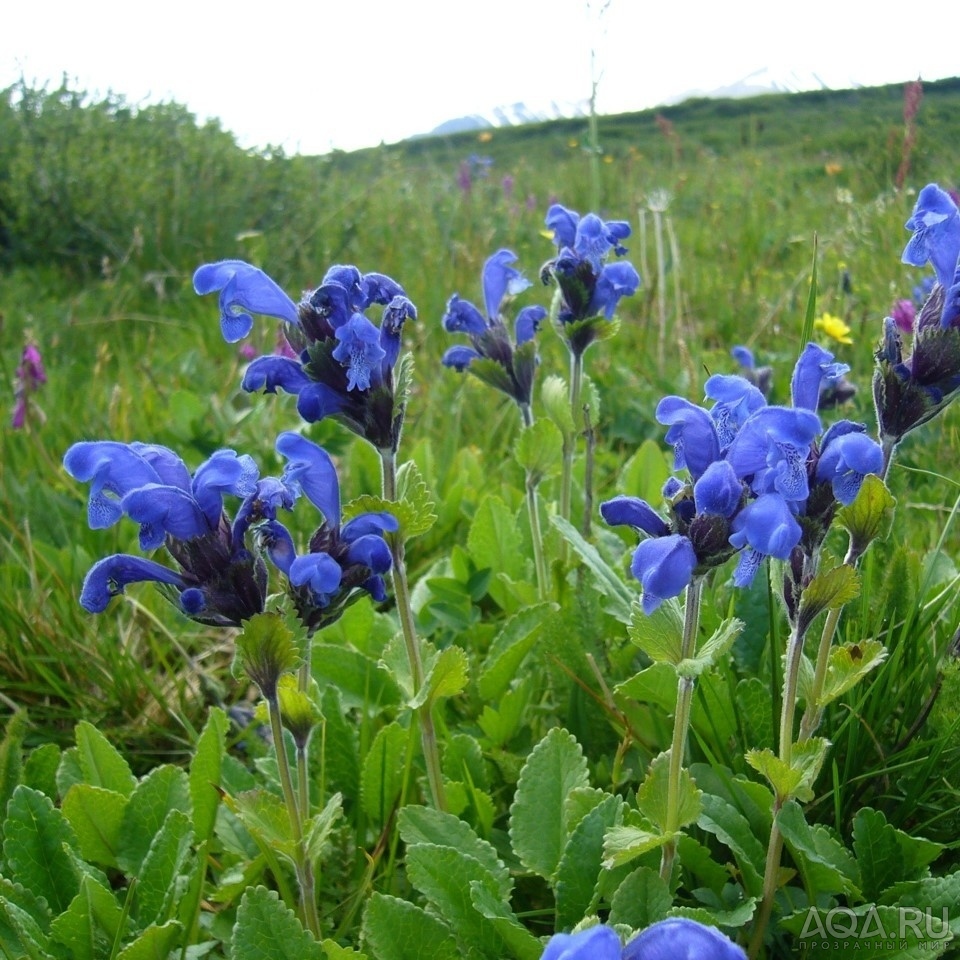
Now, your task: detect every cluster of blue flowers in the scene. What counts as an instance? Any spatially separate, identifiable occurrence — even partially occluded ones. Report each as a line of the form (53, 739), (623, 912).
(63, 432), (396, 630)
(875, 183), (960, 444)
(602, 343), (883, 614)
(540, 918), (745, 960)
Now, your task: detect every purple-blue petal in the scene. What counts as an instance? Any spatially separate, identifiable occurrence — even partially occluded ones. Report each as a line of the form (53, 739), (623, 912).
(128, 443), (192, 490)
(192, 450), (259, 527)
(276, 432), (341, 525)
(541, 924), (621, 960)
(361, 271), (405, 307)
(121, 484), (209, 549)
(344, 533), (393, 574)
(599, 495), (669, 537)
(732, 345), (755, 369)
(816, 432), (884, 505)
(341, 512), (399, 540)
(791, 342), (849, 412)
(623, 917), (746, 960)
(259, 520), (297, 574)
(242, 356), (311, 396)
(193, 260), (298, 342)
(443, 295), (487, 335)
(482, 249), (529, 320)
(332, 313), (386, 391)
(655, 397), (720, 481)
(289, 552), (342, 603)
(296, 382), (349, 423)
(320, 265), (364, 311)
(631, 534), (697, 615)
(80, 554), (188, 613)
(902, 183), (960, 288)
(694, 460), (743, 518)
(442, 345), (482, 372)
(729, 493), (801, 561)
(544, 204), (580, 251)
(515, 305), (547, 346)
(589, 261), (641, 318)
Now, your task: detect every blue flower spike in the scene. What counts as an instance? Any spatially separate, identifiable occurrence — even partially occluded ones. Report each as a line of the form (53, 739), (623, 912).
(623, 917), (747, 959)
(540, 924), (621, 960)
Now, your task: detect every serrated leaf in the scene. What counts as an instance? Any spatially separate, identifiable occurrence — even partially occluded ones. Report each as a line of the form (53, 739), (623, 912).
(304, 793), (343, 867)
(225, 789), (296, 861)
(322, 939), (368, 960)
(550, 515), (635, 623)
(3, 785), (80, 914)
(404, 845), (504, 959)
(135, 809), (193, 927)
(509, 728), (590, 881)
(0, 877), (52, 959)
(540, 374), (575, 436)
(608, 865), (672, 929)
(478, 602), (556, 700)
(61, 784), (128, 867)
(776, 800), (861, 898)
(679, 618), (744, 678)
(116, 920), (184, 960)
(232, 886), (323, 960)
(745, 749), (802, 802)
(233, 612), (303, 696)
(468, 495), (525, 585)
(396, 460), (438, 538)
(736, 678), (775, 750)
(0, 712), (27, 846)
(836, 473), (896, 561)
(74, 720), (136, 797)
(115, 765), (191, 875)
(696, 793), (766, 898)
(746, 739), (828, 804)
(189, 708), (228, 843)
(360, 722), (407, 825)
(555, 793), (623, 927)
(627, 600), (683, 664)
(668, 901), (756, 929)
(361, 893), (460, 960)
(819, 639), (887, 706)
(469, 883), (543, 960)
(22, 743), (60, 801)
(397, 807), (509, 898)
(514, 418), (563, 481)
(49, 874), (124, 960)
(601, 822), (668, 869)
(636, 751), (702, 832)
(797, 565), (860, 635)
(415, 645), (469, 709)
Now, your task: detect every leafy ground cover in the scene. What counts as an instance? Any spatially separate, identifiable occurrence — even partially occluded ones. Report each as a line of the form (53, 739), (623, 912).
(1, 76), (959, 958)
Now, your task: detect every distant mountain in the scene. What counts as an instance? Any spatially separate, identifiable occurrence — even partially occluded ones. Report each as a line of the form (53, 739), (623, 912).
(425, 69), (865, 138)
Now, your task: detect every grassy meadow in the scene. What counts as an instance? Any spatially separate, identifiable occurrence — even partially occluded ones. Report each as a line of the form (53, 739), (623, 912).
(1, 75), (960, 958)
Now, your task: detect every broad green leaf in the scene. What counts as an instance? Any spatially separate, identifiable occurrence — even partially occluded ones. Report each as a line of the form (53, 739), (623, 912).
(304, 793), (343, 867)
(555, 793), (623, 927)
(615, 662), (677, 713)
(776, 800), (861, 898)
(601, 822), (668, 869)
(56, 747), (85, 799)
(627, 600), (683, 664)
(836, 473), (896, 562)
(414, 645), (469, 709)
(313, 644), (401, 712)
(514, 418), (563, 482)
(320, 687), (360, 800)
(636, 751), (702, 832)
(797, 565), (860, 635)
(115, 765), (191, 875)
(441, 734), (489, 792)
(404, 844), (505, 959)
(361, 894), (460, 960)
(3, 785), (81, 914)
(0, 877), (51, 958)
(135, 809), (193, 928)
(744, 749), (801, 802)
(322, 939), (368, 960)
(189, 707), (228, 843)
(116, 920), (183, 960)
(617, 439), (672, 509)
(736, 678), (775, 751)
(468, 495), (525, 585)
(61, 784), (128, 867)
(679, 618), (744, 678)
(233, 612), (303, 695)
(676, 834), (733, 895)
(669, 901), (756, 929)
(608, 865), (672, 929)
(696, 793), (767, 898)
(74, 720), (136, 797)
(478, 602), (556, 699)
(549, 515), (635, 623)
(232, 886), (324, 960)
(509, 728), (590, 881)
(819, 639), (887, 706)
(225, 789), (296, 861)
(49, 874), (124, 960)
(469, 883), (544, 960)
(397, 807), (510, 897)
(540, 374), (575, 436)
(22, 743), (60, 801)
(360, 722), (408, 825)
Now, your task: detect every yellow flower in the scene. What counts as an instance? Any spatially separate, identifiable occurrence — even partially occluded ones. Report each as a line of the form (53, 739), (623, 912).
(478, 131), (493, 143)
(825, 162), (843, 176)
(814, 313), (853, 345)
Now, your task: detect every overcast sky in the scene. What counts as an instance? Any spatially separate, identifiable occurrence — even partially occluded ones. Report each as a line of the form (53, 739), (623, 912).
(3, 1), (956, 154)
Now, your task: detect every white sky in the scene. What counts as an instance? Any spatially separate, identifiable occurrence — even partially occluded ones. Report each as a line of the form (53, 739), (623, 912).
(3, 1), (957, 155)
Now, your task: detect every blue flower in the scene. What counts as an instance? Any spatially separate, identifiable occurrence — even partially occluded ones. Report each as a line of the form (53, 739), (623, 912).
(816, 426), (883, 505)
(729, 493), (802, 587)
(441, 249), (546, 408)
(599, 496), (670, 538)
(631, 533), (698, 614)
(622, 918), (746, 960)
(64, 441), (268, 625)
(902, 184), (960, 289)
(540, 924), (621, 960)
(195, 259), (416, 450)
(790, 342), (850, 412)
(656, 396), (720, 482)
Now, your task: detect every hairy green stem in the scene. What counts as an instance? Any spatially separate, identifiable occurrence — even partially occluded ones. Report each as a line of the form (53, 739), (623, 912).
(520, 403), (550, 599)
(659, 577), (702, 883)
(381, 449), (446, 811)
(748, 816), (784, 960)
(560, 350), (584, 523)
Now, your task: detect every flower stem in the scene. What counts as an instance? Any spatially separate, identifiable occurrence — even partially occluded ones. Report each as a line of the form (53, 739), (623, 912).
(520, 403), (550, 600)
(380, 449), (446, 811)
(560, 350), (584, 524)
(659, 577), (702, 883)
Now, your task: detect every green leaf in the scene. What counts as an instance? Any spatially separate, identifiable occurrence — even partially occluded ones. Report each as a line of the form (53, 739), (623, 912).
(3, 784), (81, 914)
(736, 678), (775, 751)
(314, 644), (401, 712)
(49, 874), (124, 960)
(614, 663), (677, 713)
(776, 800), (861, 898)
(403, 844), (504, 959)
(468, 495), (525, 585)
(135, 809), (193, 928)
(555, 793), (623, 927)
(513, 418), (563, 482)
(304, 793), (344, 867)
(549, 515), (635, 623)
(601, 822), (668, 869)
(0, 711), (28, 845)
(233, 612), (303, 697)
(360, 722), (408, 825)
(225, 789), (296, 861)
(636, 751), (702, 832)
(751, 738), (828, 804)
(115, 765), (191, 875)
(322, 939), (368, 960)
(396, 459), (438, 538)
(61, 784), (128, 867)
(397, 807), (510, 898)
(414, 645), (469, 709)
(836, 473), (896, 562)
(22, 743), (60, 801)
(679, 618), (744, 678)
(608, 865), (672, 929)
(74, 720), (136, 797)
(696, 793), (767, 898)
(361, 894), (460, 960)
(189, 707), (228, 843)
(0, 877), (52, 959)
(818, 639), (888, 706)
(478, 602), (557, 700)
(797, 565), (860, 635)
(232, 886), (323, 960)
(469, 883), (543, 960)
(509, 728), (590, 881)
(617, 439), (671, 509)
(744, 749), (801, 802)
(627, 600), (683, 664)
(540, 374), (575, 436)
